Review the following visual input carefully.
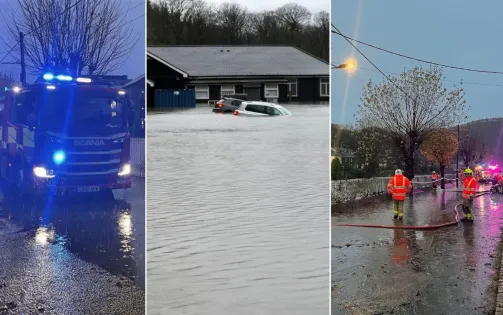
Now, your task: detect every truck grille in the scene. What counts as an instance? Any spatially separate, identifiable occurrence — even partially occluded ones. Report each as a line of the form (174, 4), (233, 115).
(50, 137), (125, 177)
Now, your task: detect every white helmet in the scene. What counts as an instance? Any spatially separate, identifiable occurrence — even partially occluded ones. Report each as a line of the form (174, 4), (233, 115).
(395, 169), (402, 175)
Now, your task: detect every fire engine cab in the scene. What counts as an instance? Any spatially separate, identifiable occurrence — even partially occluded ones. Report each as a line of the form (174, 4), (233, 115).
(0, 73), (133, 198)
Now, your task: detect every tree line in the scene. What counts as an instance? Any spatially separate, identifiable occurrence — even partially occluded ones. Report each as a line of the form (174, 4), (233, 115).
(332, 123), (488, 184)
(147, 0), (329, 62)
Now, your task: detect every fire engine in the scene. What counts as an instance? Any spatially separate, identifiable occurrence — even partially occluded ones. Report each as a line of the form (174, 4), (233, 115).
(475, 164), (500, 183)
(0, 73), (132, 198)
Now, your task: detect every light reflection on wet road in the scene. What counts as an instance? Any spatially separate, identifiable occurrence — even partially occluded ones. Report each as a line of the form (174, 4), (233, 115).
(0, 178), (145, 314)
(332, 186), (503, 315)
(147, 105), (329, 315)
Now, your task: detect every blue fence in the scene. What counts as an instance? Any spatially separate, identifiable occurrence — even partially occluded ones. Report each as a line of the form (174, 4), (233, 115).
(155, 89), (196, 109)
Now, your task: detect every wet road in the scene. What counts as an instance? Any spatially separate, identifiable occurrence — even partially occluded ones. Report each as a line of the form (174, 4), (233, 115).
(332, 186), (503, 315)
(0, 178), (145, 314)
(148, 105), (329, 314)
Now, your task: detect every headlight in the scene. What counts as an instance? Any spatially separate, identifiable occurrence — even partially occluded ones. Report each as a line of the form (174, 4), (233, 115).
(118, 163), (131, 176)
(33, 166), (55, 178)
(113, 137), (124, 144)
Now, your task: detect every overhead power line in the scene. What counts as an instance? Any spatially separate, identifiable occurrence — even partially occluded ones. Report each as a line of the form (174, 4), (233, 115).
(331, 24), (414, 100)
(352, 66), (503, 88)
(331, 24), (503, 75)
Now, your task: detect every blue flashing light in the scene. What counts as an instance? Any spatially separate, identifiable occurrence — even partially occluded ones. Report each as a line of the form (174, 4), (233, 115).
(53, 150), (66, 165)
(43, 73), (54, 80)
(4, 87), (8, 92)
(55, 75), (72, 81)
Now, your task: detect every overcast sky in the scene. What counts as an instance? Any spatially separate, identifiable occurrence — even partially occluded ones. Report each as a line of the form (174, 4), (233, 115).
(207, 0), (329, 14)
(332, 0), (503, 125)
(0, 0), (145, 82)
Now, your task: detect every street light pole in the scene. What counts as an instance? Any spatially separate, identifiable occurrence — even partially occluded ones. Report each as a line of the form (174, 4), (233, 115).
(456, 124), (459, 188)
(19, 32), (26, 86)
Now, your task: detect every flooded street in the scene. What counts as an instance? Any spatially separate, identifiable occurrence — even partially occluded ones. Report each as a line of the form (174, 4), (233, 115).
(332, 187), (503, 315)
(147, 105), (329, 314)
(0, 179), (145, 314)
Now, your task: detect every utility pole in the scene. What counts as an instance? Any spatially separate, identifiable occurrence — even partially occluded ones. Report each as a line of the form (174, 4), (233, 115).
(19, 32), (26, 86)
(456, 124), (459, 188)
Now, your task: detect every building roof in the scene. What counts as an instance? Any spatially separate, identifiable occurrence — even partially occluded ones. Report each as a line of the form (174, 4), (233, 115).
(122, 74), (144, 88)
(147, 46), (329, 78)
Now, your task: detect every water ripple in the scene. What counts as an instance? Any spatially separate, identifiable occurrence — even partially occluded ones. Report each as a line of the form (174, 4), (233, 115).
(147, 105), (329, 315)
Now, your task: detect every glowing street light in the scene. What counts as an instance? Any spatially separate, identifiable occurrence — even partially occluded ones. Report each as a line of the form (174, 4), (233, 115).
(333, 58), (357, 73)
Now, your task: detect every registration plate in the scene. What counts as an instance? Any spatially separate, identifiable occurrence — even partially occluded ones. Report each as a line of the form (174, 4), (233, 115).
(76, 186), (100, 193)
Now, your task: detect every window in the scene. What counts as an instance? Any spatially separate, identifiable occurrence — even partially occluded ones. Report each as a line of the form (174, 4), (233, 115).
(12, 92), (35, 126)
(245, 104), (266, 114)
(287, 79), (297, 97)
(266, 107), (282, 115)
(220, 85), (235, 98)
(40, 90), (128, 132)
(264, 84), (279, 98)
(195, 86), (209, 100)
(320, 78), (329, 97)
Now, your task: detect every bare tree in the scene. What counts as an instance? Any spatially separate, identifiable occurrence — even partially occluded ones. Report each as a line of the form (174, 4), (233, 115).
(459, 128), (486, 167)
(3, 0), (137, 76)
(357, 66), (468, 179)
(250, 11), (280, 44)
(312, 11), (329, 61)
(217, 3), (248, 44)
(275, 3), (311, 32)
(0, 70), (16, 97)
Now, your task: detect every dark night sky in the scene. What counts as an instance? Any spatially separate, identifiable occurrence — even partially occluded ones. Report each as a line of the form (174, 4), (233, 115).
(0, 0), (145, 82)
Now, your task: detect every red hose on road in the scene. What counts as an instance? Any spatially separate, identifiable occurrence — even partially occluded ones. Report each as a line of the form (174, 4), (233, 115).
(333, 192), (491, 230)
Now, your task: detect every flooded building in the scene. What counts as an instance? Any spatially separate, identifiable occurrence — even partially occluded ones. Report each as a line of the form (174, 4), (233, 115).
(146, 45), (329, 108)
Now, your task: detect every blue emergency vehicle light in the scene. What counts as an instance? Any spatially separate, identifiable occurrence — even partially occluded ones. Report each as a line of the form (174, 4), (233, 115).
(43, 73), (54, 80)
(56, 75), (72, 81)
(53, 150), (66, 165)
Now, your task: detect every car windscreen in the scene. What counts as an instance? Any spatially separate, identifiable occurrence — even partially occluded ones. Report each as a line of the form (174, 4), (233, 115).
(277, 106), (291, 115)
(37, 89), (128, 134)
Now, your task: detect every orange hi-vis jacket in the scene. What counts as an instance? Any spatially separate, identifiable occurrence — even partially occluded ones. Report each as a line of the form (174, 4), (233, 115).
(459, 171), (466, 181)
(387, 175), (412, 200)
(431, 174), (438, 181)
(462, 177), (477, 199)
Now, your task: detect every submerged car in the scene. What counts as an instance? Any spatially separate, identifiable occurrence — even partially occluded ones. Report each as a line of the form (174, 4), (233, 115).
(212, 93), (248, 113)
(233, 101), (291, 116)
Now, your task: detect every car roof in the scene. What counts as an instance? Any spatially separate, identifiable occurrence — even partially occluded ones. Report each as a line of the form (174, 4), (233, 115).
(243, 101), (283, 108)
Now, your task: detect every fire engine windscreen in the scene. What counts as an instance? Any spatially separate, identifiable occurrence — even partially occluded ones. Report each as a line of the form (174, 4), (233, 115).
(20, 88), (129, 136)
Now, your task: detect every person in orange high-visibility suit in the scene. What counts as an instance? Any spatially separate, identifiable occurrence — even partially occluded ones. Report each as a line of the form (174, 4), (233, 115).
(461, 168), (477, 222)
(431, 171), (438, 190)
(387, 169), (412, 220)
(495, 173), (503, 194)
